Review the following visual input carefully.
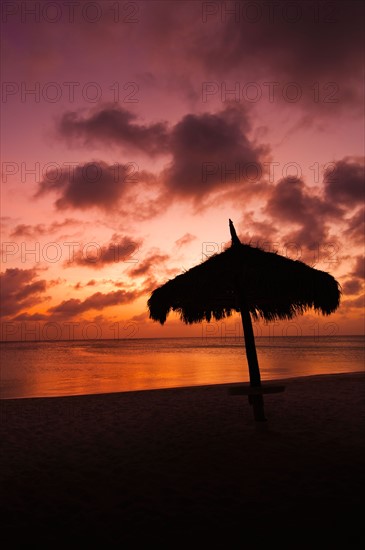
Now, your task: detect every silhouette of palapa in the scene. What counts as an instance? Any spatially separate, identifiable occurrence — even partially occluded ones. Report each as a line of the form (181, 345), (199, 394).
(148, 220), (341, 421)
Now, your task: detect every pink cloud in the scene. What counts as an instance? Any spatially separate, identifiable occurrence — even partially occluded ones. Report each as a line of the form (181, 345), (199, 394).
(0, 268), (49, 317)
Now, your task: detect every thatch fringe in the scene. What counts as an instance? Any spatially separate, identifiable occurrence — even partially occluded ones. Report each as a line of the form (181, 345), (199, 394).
(148, 243), (341, 325)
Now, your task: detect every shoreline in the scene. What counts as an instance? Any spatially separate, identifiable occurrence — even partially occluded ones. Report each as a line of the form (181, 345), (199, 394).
(1, 372), (364, 544)
(2, 369), (364, 402)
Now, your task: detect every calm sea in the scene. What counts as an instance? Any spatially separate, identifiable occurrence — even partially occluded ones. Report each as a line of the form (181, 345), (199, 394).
(0, 336), (364, 399)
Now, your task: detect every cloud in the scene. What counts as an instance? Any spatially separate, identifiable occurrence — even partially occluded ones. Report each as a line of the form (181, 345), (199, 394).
(74, 278), (141, 290)
(175, 233), (197, 248)
(129, 251), (170, 278)
(74, 280), (96, 289)
(343, 207), (365, 246)
(8, 218), (130, 243)
(237, 211), (280, 247)
(324, 157), (364, 208)
(48, 289), (140, 317)
(13, 312), (49, 321)
(9, 219), (79, 238)
(139, 276), (161, 295)
(130, 311), (150, 323)
(4, 1), (363, 118)
(33, 156), (163, 219)
(197, 1), (364, 110)
(341, 294), (364, 309)
(0, 268), (49, 317)
(342, 279), (362, 295)
(58, 106), (170, 156)
(163, 107), (269, 199)
(265, 176), (342, 247)
(351, 256), (364, 279)
(35, 161), (139, 211)
(54, 106), (270, 206)
(67, 234), (142, 269)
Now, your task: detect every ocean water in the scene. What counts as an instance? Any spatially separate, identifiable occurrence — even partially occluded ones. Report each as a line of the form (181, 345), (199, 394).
(0, 336), (364, 399)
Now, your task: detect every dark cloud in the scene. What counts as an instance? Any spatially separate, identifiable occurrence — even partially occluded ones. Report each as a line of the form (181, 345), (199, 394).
(139, 276), (161, 295)
(342, 294), (364, 309)
(4, 1), (363, 117)
(8, 225), (32, 238)
(198, 1), (364, 109)
(175, 233), (197, 248)
(343, 207), (365, 246)
(119, 185), (172, 222)
(67, 234), (142, 269)
(351, 256), (364, 280)
(265, 177), (342, 247)
(10, 219), (78, 238)
(54, 106), (269, 205)
(163, 108), (269, 198)
(0, 268), (49, 317)
(129, 252), (170, 278)
(13, 312), (49, 321)
(324, 158), (364, 208)
(75, 278), (138, 290)
(48, 278), (64, 287)
(237, 211), (280, 247)
(48, 289), (139, 317)
(130, 311), (150, 323)
(74, 279), (97, 290)
(58, 107), (170, 156)
(35, 161), (137, 211)
(34, 158), (164, 220)
(113, 281), (129, 288)
(342, 279), (362, 295)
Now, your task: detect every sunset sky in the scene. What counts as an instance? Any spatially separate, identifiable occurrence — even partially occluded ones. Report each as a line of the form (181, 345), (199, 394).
(1, 0), (364, 340)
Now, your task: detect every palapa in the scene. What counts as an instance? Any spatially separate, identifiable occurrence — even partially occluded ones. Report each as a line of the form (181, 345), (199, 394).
(148, 220), (341, 421)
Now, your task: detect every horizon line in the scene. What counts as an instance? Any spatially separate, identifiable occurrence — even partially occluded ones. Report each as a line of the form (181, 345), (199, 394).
(1, 334), (364, 344)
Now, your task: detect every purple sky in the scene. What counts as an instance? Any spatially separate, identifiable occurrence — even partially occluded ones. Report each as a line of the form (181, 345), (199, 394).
(1, 0), (364, 339)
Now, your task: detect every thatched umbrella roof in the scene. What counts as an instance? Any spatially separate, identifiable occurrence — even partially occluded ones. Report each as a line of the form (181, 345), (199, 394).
(147, 220), (341, 422)
(148, 234), (341, 326)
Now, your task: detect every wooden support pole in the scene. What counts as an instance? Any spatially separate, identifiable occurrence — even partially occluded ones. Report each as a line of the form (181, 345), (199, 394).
(229, 220), (266, 421)
(240, 305), (266, 422)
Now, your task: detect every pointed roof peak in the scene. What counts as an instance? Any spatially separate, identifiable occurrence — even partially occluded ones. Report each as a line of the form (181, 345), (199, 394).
(229, 219), (241, 247)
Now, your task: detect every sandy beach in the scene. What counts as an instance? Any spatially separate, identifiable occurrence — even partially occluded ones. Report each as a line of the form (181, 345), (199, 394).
(1, 372), (364, 546)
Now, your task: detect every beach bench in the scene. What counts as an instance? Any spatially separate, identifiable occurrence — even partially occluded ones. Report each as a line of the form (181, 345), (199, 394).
(228, 384), (286, 422)
(228, 384), (286, 396)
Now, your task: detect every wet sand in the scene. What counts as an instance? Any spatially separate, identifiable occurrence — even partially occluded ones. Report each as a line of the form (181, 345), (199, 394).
(1, 372), (364, 545)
